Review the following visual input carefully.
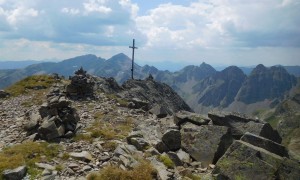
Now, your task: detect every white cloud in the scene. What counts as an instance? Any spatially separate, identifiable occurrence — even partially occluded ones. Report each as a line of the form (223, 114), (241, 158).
(5, 7), (38, 26)
(0, 0), (299, 67)
(61, 8), (80, 15)
(83, 0), (112, 14)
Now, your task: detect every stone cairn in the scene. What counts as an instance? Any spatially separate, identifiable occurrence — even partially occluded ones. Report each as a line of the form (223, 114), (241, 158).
(66, 67), (95, 98)
(25, 86), (80, 141)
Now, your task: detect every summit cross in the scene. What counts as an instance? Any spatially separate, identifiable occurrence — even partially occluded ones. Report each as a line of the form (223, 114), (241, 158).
(129, 39), (138, 80)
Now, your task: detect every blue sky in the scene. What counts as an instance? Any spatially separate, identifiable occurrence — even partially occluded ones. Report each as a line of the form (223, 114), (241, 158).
(0, 0), (299, 69)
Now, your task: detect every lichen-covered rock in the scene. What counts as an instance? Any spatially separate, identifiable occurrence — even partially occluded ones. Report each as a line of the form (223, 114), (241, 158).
(174, 110), (210, 126)
(213, 140), (300, 180)
(208, 112), (282, 143)
(181, 123), (233, 167)
(241, 132), (288, 157)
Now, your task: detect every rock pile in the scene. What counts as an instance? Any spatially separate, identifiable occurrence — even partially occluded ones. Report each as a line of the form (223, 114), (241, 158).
(66, 67), (95, 98)
(25, 86), (80, 141)
(119, 76), (193, 116)
(126, 110), (299, 179)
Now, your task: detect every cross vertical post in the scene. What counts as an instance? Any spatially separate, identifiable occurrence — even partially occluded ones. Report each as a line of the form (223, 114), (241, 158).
(129, 39), (138, 80)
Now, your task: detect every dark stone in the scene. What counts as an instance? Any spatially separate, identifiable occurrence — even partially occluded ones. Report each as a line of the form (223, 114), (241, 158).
(3, 166), (27, 180)
(150, 104), (168, 118)
(181, 123), (233, 167)
(0, 90), (10, 98)
(162, 129), (181, 151)
(167, 152), (183, 166)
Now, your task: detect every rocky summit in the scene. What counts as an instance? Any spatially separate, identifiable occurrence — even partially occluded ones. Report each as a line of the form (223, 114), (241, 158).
(0, 69), (299, 180)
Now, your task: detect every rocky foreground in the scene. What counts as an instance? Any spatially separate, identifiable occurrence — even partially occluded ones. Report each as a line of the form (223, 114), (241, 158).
(0, 70), (299, 180)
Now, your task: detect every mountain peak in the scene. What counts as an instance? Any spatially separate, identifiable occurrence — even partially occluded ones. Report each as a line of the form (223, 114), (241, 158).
(110, 53), (130, 60)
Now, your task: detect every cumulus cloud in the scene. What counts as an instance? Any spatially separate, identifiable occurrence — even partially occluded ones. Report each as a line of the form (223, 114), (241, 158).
(0, 0), (140, 46)
(136, 0), (300, 49)
(0, 0), (299, 66)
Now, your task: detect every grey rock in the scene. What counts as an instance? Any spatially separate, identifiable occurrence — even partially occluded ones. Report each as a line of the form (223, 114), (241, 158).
(241, 132), (289, 157)
(162, 129), (181, 151)
(69, 151), (93, 162)
(208, 112), (282, 143)
(167, 152), (183, 166)
(24, 113), (41, 131)
(38, 119), (60, 140)
(214, 140), (300, 180)
(150, 104), (168, 118)
(149, 157), (173, 180)
(82, 165), (92, 171)
(154, 141), (169, 153)
(119, 79), (193, 115)
(35, 163), (55, 170)
(176, 149), (191, 164)
(127, 137), (149, 151)
(3, 166), (27, 180)
(174, 111), (210, 126)
(181, 123), (233, 167)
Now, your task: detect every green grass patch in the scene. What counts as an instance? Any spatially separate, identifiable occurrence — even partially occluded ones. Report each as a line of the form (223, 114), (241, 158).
(5, 75), (56, 97)
(158, 155), (175, 169)
(74, 115), (133, 143)
(0, 142), (60, 179)
(106, 94), (129, 107)
(87, 160), (156, 180)
(265, 115), (281, 129)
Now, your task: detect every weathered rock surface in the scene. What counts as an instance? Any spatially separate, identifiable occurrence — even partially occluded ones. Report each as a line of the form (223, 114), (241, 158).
(208, 112), (282, 143)
(69, 151), (93, 162)
(3, 166), (27, 180)
(174, 110), (210, 126)
(119, 78), (193, 115)
(214, 140), (300, 180)
(241, 132), (289, 157)
(181, 123), (233, 167)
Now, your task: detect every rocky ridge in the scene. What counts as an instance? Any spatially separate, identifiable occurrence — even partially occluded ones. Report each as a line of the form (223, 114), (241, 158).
(0, 71), (299, 180)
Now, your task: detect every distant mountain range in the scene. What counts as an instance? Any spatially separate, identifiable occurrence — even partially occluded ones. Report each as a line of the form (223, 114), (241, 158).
(0, 53), (299, 115)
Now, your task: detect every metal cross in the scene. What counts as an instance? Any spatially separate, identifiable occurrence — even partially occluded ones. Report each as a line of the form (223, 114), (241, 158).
(129, 39), (138, 80)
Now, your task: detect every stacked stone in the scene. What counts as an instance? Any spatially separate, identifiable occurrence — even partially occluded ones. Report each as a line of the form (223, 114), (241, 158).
(66, 67), (95, 98)
(25, 87), (80, 141)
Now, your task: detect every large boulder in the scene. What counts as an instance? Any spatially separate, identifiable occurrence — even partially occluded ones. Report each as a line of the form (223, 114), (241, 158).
(174, 110), (210, 126)
(3, 166), (27, 180)
(181, 123), (233, 167)
(208, 112), (282, 143)
(214, 140), (300, 180)
(161, 129), (181, 151)
(241, 132), (289, 157)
